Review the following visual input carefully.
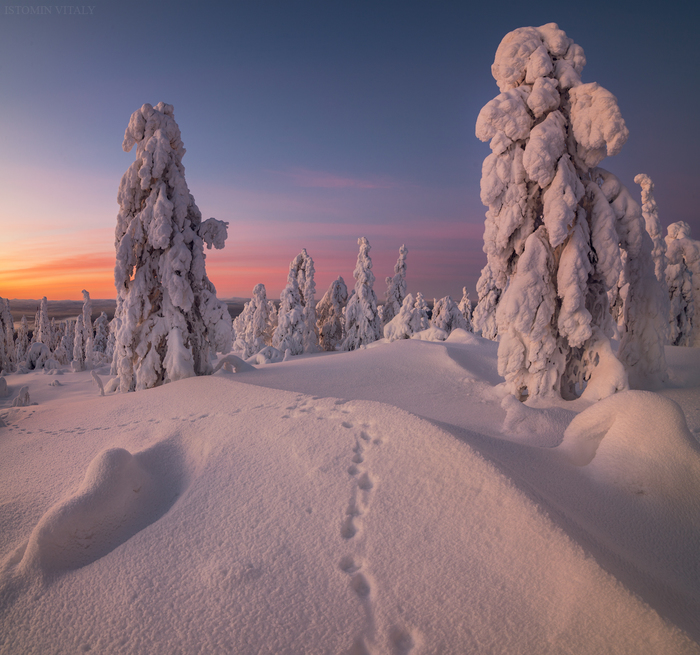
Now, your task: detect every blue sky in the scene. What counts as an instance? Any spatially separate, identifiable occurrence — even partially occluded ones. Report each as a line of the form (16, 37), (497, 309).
(1, 0), (698, 300)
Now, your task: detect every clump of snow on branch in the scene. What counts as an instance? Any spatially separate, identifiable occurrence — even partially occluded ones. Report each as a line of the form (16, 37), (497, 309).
(665, 222), (700, 347)
(341, 237), (381, 351)
(112, 102), (232, 391)
(316, 276), (348, 351)
(379, 244), (408, 328)
(472, 23), (667, 399)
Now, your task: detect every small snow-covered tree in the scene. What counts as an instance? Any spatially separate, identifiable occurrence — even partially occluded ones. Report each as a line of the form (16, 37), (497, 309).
(233, 284), (276, 359)
(665, 222), (700, 347)
(432, 296), (470, 334)
(316, 276), (348, 351)
(411, 292), (431, 333)
(73, 315), (85, 371)
(113, 102), (232, 391)
(457, 287), (474, 331)
(35, 297), (52, 349)
(384, 293), (417, 341)
(472, 23), (667, 399)
(341, 237), (381, 351)
(635, 174), (667, 288)
(0, 298), (15, 373)
(15, 316), (29, 365)
(81, 289), (94, 369)
(380, 244), (408, 328)
(273, 250), (318, 355)
(93, 312), (110, 353)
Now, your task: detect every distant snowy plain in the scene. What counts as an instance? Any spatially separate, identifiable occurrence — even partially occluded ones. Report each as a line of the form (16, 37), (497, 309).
(1, 332), (699, 654)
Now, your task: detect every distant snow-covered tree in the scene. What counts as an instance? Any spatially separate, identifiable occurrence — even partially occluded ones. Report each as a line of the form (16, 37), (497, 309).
(665, 222), (700, 347)
(113, 102), (232, 391)
(432, 296), (470, 335)
(93, 312), (110, 353)
(635, 174), (667, 288)
(411, 292), (431, 333)
(73, 315), (85, 372)
(316, 276), (348, 351)
(341, 237), (381, 351)
(35, 297), (52, 349)
(472, 23), (667, 399)
(457, 287), (474, 331)
(233, 284), (276, 359)
(273, 250), (318, 355)
(0, 298), (15, 373)
(379, 244), (408, 328)
(81, 290), (94, 370)
(384, 293), (417, 341)
(15, 316), (29, 365)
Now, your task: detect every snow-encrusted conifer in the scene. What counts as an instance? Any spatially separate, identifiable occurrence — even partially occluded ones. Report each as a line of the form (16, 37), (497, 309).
(273, 250), (318, 355)
(665, 222), (700, 347)
(457, 287), (474, 331)
(431, 296), (470, 334)
(73, 315), (85, 371)
(93, 312), (109, 353)
(411, 292), (431, 333)
(316, 276), (348, 351)
(384, 293), (417, 341)
(233, 284), (276, 359)
(81, 290), (94, 369)
(113, 102), (232, 391)
(473, 23), (667, 398)
(341, 237), (381, 351)
(16, 316), (29, 365)
(380, 244), (408, 328)
(0, 298), (15, 373)
(635, 174), (667, 288)
(35, 297), (52, 349)
(49, 319), (63, 353)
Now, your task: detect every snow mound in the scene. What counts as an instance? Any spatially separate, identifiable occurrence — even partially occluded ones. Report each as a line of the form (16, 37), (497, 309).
(558, 391), (700, 494)
(445, 327), (480, 345)
(16, 441), (187, 576)
(410, 326), (447, 341)
(501, 395), (576, 447)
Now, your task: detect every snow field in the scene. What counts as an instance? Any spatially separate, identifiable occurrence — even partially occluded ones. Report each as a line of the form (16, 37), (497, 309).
(1, 337), (699, 653)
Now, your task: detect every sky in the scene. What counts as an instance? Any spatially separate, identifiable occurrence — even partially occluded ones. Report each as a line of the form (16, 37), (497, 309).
(1, 0), (699, 302)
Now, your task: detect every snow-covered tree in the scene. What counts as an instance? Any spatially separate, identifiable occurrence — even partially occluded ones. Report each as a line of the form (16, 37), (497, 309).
(15, 316), (29, 365)
(35, 297), (52, 349)
(113, 102), (233, 391)
(73, 315), (85, 371)
(49, 319), (63, 353)
(0, 298), (15, 373)
(411, 292), (431, 333)
(666, 222), (700, 347)
(431, 296), (470, 334)
(384, 293), (418, 341)
(379, 244), (408, 328)
(273, 250), (318, 355)
(635, 174), (667, 288)
(457, 287), (474, 331)
(472, 23), (667, 399)
(93, 312), (109, 353)
(233, 284), (277, 359)
(341, 237), (381, 351)
(316, 276), (348, 351)
(81, 289), (94, 369)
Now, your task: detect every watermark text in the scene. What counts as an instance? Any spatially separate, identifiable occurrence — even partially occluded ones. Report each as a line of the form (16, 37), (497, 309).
(4, 5), (96, 15)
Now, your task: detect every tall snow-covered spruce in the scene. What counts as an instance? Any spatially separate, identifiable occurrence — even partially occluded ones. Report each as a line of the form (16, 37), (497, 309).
(472, 23), (667, 400)
(380, 244), (408, 328)
(113, 102), (232, 391)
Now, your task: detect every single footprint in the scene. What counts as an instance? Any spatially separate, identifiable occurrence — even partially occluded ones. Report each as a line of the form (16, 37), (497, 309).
(339, 555), (361, 574)
(342, 421), (353, 429)
(389, 626), (415, 655)
(341, 516), (357, 539)
(351, 572), (371, 598)
(358, 473), (373, 491)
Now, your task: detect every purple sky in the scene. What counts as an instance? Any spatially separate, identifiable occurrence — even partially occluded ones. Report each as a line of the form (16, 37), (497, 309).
(1, 0), (698, 301)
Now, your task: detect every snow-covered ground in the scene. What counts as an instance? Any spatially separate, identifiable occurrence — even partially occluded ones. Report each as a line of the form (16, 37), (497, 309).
(1, 333), (699, 654)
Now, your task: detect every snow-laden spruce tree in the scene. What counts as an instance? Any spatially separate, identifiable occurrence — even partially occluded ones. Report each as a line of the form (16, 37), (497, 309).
(341, 237), (381, 350)
(384, 293), (418, 341)
(35, 297), (52, 349)
(472, 23), (667, 399)
(316, 276), (348, 351)
(635, 174), (667, 288)
(80, 290), (94, 370)
(72, 315), (85, 372)
(113, 102), (232, 391)
(412, 292), (431, 333)
(432, 296), (470, 335)
(273, 250), (318, 355)
(457, 287), (474, 331)
(379, 244), (408, 328)
(0, 298), (15, 374)
(15, 316), (29, 365)
(93, 312), (109, 353)
(665, 222), (700, 347)
(233, 284), (277, 359)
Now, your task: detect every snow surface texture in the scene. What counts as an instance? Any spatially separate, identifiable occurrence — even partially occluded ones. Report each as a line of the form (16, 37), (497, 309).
(113, 102), (232, 392)
(473, 23), (667, 399)
(1, 339), (699, 654)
